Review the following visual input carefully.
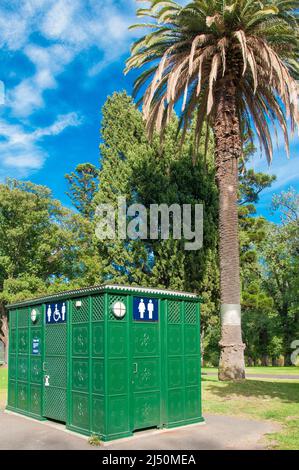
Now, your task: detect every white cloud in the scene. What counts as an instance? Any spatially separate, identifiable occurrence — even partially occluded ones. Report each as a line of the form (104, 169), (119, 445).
(2, 1), (137, 117)
(9, 80), (44, 117)
(0, 112), (83, 179)
(9, 43), (74, 117)
(41, 0), (79, 40)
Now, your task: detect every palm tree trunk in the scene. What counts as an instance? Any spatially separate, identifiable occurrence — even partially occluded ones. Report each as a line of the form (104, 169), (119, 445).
(214, 78), (245, 381)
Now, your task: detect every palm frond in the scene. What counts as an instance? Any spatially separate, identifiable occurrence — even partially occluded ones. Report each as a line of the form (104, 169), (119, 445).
(126, 0), (299, 164)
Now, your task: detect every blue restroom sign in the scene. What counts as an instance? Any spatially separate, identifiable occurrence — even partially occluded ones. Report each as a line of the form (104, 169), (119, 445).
(32, 338), (40, 355)
(133, 297), (159, 321)
(45, 302), (67, 324)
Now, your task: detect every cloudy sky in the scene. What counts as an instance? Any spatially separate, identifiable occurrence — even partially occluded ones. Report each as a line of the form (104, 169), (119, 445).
(0, 0), (298, 220)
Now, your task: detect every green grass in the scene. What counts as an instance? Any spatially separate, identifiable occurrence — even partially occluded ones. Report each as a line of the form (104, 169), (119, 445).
(202, 375), (299, 450)
(0, 366), (8, 409)
(202, 366), (299, 376)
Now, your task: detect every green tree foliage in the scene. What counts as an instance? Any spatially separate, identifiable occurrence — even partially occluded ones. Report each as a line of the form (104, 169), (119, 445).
(239, 163), (281, 365)
(258, 190), (299, 364)
(241, 187), (299, 365)
(65, 163), (99, 219)
(0, 178), (72, 290)
(0, 178), (102, 361)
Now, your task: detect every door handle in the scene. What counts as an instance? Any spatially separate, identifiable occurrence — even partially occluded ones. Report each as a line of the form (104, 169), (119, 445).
(133, 363), (138, 373)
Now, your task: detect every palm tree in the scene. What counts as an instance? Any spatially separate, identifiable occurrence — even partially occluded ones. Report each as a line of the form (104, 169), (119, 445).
(125, 0), (299, 380)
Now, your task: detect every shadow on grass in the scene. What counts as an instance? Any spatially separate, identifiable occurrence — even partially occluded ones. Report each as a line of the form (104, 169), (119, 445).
(203, 377), (299, 404)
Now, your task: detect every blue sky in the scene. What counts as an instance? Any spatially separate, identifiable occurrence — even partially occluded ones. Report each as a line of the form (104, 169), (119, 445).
(0, 0), (298, 221)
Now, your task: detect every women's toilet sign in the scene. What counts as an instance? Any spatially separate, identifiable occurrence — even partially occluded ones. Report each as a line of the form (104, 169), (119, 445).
(46, 302), (67, 324)
(133, 297), (158, 321)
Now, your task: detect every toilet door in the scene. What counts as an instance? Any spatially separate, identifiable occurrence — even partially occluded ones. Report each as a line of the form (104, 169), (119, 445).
(43, 302), (67, 422)
(131, 297), (161, 430)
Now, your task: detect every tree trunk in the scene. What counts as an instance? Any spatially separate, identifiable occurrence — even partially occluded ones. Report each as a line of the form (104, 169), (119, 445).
(0, 314), (9, 365)
(214, 78), (246, 381)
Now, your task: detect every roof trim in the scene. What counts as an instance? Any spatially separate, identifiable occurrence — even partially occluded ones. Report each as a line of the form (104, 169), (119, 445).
(7, 283), (200, 309)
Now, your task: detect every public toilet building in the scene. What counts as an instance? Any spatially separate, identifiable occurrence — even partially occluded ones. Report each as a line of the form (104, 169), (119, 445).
(7, 284), (203, 441)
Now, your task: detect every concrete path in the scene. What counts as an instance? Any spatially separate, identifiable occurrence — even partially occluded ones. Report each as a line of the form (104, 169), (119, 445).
(0, 409), (279, 450)
(203, 372), (299, 380)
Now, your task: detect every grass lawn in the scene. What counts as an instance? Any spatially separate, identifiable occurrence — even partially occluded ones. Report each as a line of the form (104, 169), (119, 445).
(0, 366), (8, 409)
(202, 366), (299, 375)
(202, 375), (299, 450)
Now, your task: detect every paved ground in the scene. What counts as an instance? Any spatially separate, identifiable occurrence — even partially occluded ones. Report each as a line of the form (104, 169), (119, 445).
(0, 410), (279, 450)
(203, 372), (299, 380)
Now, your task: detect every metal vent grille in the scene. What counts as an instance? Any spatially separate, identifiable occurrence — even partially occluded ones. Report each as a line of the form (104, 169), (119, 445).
(92, 295), (104, 321)
(185, 302), (197, 324)
(44, 387), (66, 422)
(46, 356), (67, 388)
(44, 320), (67, 422)
(9, 310), (17, 328)
(72, 297), (90, 323)
(18, 308), (28, 327)
(167, 301), (182, 324)
(45, 324), (67, 355)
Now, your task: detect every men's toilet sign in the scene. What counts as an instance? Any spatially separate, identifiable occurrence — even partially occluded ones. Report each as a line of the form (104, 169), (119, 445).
(45, 302), (67, 324)
(133, 297), (159, 322)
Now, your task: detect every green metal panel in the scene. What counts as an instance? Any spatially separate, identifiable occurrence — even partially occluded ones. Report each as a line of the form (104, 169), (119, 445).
(8, 380), (16, 408)
(7, 309), (17, 409)
(7, 305), (44, 419)
(30, 385), (42, 415)
(17, 382), (29, 411)
(92, 396), (104, 434)
(69, 296), (91, 433)
(90, 293), (105, 441)
(9, 309), (17, 328)
(10, 329), (17, 353)
(105, 293), (130, 440)
(16, 308), (29, 413)
(165, 299), (202, 427)
(29, 306), (43, 418)
(72, 392), (89, 429)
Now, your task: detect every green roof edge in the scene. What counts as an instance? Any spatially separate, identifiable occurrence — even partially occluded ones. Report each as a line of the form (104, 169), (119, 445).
(7, 283), (201, 309)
